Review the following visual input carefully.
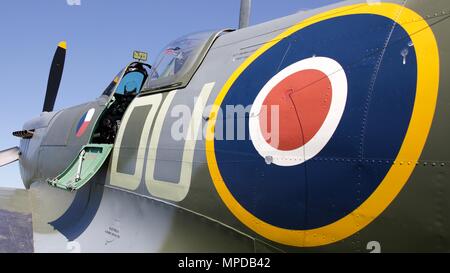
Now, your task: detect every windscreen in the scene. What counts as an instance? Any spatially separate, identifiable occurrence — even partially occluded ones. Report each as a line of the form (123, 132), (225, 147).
(143, 31), (218, 91)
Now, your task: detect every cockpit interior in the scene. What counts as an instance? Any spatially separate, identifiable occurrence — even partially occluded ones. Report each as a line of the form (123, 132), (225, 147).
(92, 62), (150, 144)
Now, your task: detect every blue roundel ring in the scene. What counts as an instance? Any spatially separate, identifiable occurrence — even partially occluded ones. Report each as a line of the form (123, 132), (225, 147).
(206, 3), (439, 247)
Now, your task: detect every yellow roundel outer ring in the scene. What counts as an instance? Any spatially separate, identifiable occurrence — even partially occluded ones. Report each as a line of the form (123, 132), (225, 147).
(205, 3), (440, 247)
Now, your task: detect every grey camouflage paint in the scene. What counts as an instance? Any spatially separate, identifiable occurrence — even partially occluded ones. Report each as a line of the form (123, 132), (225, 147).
(1, 0), (449, 252)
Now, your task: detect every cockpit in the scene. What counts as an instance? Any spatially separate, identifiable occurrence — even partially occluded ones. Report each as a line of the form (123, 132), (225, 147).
(93, 62), (151, 144)
(92, 29), (231, 144)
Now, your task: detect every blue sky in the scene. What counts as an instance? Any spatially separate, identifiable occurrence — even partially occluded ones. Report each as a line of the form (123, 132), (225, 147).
(0, 0), (341, 188)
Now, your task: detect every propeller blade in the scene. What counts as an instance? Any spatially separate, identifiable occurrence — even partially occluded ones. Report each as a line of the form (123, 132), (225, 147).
(42, 41), (66, 112)
(0, 147), (20, 167)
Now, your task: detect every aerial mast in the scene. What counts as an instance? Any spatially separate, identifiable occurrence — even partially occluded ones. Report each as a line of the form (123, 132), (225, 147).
(239, 0), (252, 29)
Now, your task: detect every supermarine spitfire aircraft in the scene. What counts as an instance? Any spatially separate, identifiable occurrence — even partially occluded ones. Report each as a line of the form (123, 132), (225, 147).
(0, 0), (449, 253)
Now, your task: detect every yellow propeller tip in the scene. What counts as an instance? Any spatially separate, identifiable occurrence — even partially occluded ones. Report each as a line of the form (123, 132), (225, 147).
(58, 41), (67, 50)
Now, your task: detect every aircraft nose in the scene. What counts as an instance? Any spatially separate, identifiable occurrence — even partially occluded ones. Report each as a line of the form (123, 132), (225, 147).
(14, 112), (57, 188)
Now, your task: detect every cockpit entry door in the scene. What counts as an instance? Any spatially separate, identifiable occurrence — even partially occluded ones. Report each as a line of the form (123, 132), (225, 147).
(46, 62), (151, 191)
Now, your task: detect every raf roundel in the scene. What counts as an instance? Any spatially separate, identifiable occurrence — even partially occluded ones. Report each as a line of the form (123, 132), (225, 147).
(206, 3), (439, 247)
(249, 57), (347, 166)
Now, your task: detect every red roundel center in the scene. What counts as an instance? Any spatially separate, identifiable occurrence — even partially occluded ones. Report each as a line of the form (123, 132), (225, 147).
(260, 69), (332, 151)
